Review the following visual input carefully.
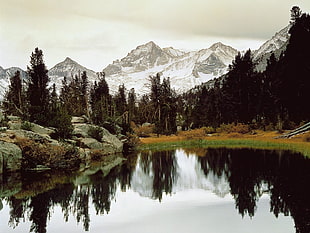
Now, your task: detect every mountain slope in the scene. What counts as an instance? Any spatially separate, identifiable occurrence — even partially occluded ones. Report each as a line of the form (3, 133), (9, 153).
(253, 25), (290, 71)
(0, 67), (28, 98)
(103, 41), (238, 95)
(49, 57), (98, 88)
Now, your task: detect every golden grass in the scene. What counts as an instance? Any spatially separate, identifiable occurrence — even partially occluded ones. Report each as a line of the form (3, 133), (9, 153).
(139, 130), (310, 157)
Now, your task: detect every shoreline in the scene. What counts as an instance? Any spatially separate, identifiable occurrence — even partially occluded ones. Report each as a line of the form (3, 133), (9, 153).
(138, 130), (310, 157)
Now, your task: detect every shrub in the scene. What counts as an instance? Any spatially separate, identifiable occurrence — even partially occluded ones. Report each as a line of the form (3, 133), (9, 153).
(265, 123), (275, 131)
(217, 123), (250, 134)
(0, 118), (8, 128)
(15, 138), (80, 169)
(202, 126), (216, 134)
(48, 106), (73, 139)
(177, 128), (207, 139)
(233, 123), (250, 134)
(21, 121), (33, 131)
(0, 117), (8, 131)
(89, 149), (105, 160)
(217, 123), (235, 133)
(134, 124), (155, 137)
(123, 133), (141, 153)
(88, 126), (103, 142)
(302, 132), (310, 142)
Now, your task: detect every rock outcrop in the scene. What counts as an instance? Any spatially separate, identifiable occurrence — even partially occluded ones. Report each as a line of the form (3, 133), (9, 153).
(0, 118), (124, 173)
(0, 141), (22, 173)
(72, 123), (123, 154)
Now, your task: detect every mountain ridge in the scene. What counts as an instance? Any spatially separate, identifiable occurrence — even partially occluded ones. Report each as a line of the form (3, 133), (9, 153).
(0, 25), (291, 98)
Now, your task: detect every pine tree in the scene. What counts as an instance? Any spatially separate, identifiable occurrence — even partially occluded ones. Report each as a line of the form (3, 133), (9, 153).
(81, 71), (89, 117)
(221, 50), (257, 124)
(48, 83), (73, 139)
(148, 74), (177, 135)
(114, 84), (130, 133)
(90, 72), (112, 125)
(26, 48), (50, 125)
(2, 70), (25, 117)
(128, 88), (138, 123)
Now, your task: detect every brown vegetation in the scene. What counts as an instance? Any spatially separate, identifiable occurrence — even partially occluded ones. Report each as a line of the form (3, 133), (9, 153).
(14, 137), (81, 169)
(139, 127), (310, 147)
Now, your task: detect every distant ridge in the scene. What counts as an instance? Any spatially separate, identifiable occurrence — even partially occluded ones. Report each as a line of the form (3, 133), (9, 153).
(0, 26), (292, 98)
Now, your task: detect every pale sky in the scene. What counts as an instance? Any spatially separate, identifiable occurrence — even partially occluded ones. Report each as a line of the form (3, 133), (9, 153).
(1, 0), (310, 71)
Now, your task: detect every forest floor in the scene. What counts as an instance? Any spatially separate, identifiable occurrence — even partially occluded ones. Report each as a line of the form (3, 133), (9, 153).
(138, 129), (310, 157)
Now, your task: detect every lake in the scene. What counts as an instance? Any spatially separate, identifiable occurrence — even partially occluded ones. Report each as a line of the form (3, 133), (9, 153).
(0, 147), (309, 233)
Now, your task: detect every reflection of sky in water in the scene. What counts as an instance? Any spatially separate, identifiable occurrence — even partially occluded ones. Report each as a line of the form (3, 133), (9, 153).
(131, 149), (230, 198)
(0, 190), (295, 233)
(1, 148), (306, 233)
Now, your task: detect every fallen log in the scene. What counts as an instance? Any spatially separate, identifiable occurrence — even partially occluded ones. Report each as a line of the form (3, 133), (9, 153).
(276, 122), (310, 138)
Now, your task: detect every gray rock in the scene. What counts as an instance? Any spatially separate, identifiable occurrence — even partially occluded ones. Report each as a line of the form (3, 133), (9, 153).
(72, 123), (123, 153)
(8, 121), (21, 130)
(101, 128), (123, 153)
(72, 123), (91, 138)
(30, 123), (55, 136)
(7, 115), (21, 122)
(79, 138), (103, 150)
(71, 116), (86, 124)
(9, 130), (51, 143)
(0, 127), (7, 131)
(0, 141), (22, 173)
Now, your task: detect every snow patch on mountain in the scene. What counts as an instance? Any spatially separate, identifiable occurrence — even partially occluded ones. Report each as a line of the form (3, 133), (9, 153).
(48, 57), (99, 89)
(0, 67), (27, 99)
(103, 41), (238, 95)
(253, 25), (290, 71)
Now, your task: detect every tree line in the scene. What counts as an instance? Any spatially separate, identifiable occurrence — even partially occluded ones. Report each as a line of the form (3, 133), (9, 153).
(180, 6), (310, 131)
(2, 7), (309, 137)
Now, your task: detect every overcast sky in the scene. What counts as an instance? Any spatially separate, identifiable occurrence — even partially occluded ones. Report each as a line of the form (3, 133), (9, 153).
(1, 0), (310, 71)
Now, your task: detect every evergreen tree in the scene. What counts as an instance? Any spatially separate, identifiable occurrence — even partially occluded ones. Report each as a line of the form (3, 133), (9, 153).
(114, 84), (129, 134)
(192, 86), (209, 128)
(221, 50), (257, 124)
(149, 74), (177, 135)
(128, 88), (137, 123)
(90, 72), (112, 125)
(137, 94), (152, 124)
(26, 48), (50, 125)
(114, 84), (127, 116)
(2, 70), (25, 117)
(59, 71), (89, 117)
(48, 83), (73, 139)
(81, 71), (89, 117)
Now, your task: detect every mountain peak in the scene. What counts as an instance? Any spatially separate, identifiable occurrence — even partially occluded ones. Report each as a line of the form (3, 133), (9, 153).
(145, 41), (157, 47)
(209, 42), (231, 50)
(134, 41), (161, 52)
(63, 57), (75, 63)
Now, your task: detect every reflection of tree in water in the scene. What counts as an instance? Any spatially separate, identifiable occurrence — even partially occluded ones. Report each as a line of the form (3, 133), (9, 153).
(198, 148), (310, 233)
(3, 149), (310, 233)
(3, 160), (136, 233)
(118, 153), (138, 192)
(139, 150), (177, 201)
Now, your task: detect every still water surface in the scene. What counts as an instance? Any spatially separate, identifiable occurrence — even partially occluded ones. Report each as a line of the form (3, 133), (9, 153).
(0, 147), (309, 233)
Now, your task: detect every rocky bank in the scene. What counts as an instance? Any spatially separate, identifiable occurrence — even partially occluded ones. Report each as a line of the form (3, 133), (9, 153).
(0, 115), (124, 174)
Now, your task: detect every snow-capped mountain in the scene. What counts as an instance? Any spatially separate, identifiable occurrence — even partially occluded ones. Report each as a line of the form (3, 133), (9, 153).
(0, 66), (27, 98)
(103, 41), (238, 94)
(0, 25), (291, 99)
(253, 25), (290, 71)
(49, 57), (98, 89)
